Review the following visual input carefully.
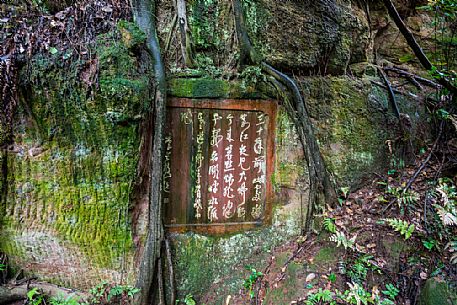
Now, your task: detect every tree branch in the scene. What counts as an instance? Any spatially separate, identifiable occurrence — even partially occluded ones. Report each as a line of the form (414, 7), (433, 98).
(381, 0), (456, 93)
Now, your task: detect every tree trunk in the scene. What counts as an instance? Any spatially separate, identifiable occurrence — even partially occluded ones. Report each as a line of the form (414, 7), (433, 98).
(130, 0), (167, 304)
(176, 0), (194, 67)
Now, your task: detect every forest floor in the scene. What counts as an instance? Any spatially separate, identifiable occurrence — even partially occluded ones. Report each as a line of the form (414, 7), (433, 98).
(215, 152), (457, 305)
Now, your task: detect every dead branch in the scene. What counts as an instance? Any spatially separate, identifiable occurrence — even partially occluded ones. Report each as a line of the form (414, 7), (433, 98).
(402, 122), (444, 194)
(384, 66), (441, 89)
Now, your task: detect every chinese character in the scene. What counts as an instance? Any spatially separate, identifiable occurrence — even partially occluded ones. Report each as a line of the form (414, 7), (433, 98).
(213, 113), (222, 127)
(240, 113), (251, 142)
(253, 156), (265, 174)
(223, 200), (235, 219)
(211, 128), (223, 147)
(254, 137), (264, 155)
(223, 173), (235, 198)
(180, 109), (192, 125)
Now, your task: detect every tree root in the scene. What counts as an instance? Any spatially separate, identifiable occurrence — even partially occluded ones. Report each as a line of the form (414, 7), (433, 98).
(232, 0), (336, 231)
(377, 66), (401, 119)
(130, 0), (168, 304)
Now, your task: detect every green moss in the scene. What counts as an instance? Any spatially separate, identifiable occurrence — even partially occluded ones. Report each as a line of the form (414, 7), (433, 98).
(312, 246), (339, 269)
(420, 278), (457, 305)
(263, 260), (304, 305)
(301, 76), (389, 186)
(168, 77), (262, 99)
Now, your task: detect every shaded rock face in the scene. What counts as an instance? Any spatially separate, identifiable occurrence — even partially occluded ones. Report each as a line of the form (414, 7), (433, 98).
(249, 0), (370, 74)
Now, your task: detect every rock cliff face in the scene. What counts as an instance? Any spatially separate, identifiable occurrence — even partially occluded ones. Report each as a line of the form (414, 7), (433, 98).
(0, 0), (431, 298)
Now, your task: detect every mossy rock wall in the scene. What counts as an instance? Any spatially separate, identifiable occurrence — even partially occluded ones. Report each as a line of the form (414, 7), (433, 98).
(0, 22), (147, 289)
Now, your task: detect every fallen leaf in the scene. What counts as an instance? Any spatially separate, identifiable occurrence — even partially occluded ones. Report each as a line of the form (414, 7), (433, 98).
(305, 273), (316, 282)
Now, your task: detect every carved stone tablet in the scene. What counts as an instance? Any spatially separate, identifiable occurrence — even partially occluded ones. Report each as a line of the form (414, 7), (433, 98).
(163, 98), (276, 234)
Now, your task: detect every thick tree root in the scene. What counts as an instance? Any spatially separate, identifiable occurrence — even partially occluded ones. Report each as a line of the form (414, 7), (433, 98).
(232, 0), (336, 230)
(130, 0), (168, 304)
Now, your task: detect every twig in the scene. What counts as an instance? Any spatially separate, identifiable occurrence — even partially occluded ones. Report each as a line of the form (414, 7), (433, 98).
(402, 122), (443, 194)
(384, 66), (440, 89)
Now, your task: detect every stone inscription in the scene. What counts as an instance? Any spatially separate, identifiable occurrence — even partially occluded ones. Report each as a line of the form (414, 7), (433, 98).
(163, 99), (276, 231)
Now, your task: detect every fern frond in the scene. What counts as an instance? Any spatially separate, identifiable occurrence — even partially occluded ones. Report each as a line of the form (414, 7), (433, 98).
(435, 205), (457, 226)
(330, 231), (356, 250)
(323, 218), (336, 233)
(398, 191), (420, 205)
(445, 241), (457, 264)
(383, 218), (415, 240)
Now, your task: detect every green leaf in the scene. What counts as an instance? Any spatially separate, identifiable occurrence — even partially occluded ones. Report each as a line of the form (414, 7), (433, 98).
(49, 47), (58, 55)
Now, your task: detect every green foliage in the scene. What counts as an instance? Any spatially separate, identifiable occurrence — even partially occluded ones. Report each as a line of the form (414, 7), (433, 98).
(386, 186), (419, 211)
(305, 288), (335, 305)
(49, 294), (81, 305)
(194, 54), (222, 78)
(329, 231), (356, 250)
(382, 218), (415, 240)
(382, 284), (399, 300)
(239, 66), (266, 90)
(27, 288), (44, 305)
(323, 218), (337, 233)
(328, 273), (337, 283)
(422, 238), (437, 250)
(347, 255), (382, 284)
(0, 263), (5, 271)
(87, 282), (139, 305)
(341, 282), (372, 305)
(176, 294), (197, 305)
(243, 265), (263, 299)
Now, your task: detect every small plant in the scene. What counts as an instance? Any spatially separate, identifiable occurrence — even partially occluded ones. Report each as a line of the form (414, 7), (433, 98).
(347, 255), (381, 284)
(343, 282), (372, 305)
(328, 273), (337, 283)
(434, 180), (457, 226)
(305, 288), (335, 305)
(0, 263), (5, 271)
(176, 294), (196, 305)
(27, 288), (44, 305)
(422, 238), (437, 250)
(382, 218), (415, 240)
(243, 265), (263, 299)
(323, 218), (337, 233)
(49, 294), (81, 305)
(87, 282), (139, 305)
(329, 231), (356, 250)
(382, 283), (399, 300)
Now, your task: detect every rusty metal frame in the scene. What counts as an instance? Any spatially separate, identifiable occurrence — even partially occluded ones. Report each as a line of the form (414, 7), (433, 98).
(164, 98), (277, 235)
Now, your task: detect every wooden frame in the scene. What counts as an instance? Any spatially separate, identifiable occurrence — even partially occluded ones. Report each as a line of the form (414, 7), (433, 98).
(163, 98), (277, 234)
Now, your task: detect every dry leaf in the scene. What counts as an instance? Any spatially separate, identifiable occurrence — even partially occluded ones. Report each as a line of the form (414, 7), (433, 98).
(305, 273), (316, 282)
